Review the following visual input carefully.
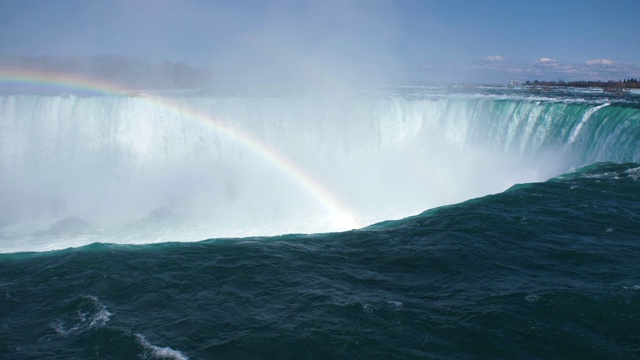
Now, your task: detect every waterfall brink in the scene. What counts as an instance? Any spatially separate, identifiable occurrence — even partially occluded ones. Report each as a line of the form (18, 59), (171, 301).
(1, 89), (638, 252)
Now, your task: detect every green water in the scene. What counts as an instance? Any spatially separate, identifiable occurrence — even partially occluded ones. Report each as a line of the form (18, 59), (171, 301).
(2, 162), (640, 359)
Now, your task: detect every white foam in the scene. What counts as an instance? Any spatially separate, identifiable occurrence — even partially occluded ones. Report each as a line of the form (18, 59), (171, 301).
(50, 295), (112, 336)
(386, 300), (403, 307)
(568, 102), (610, 144)
(525, 294), (541, 302)
(51, 319), (80, 337)
(80, 295), (114, 327)
(136, 334), (189, 360)
(623, 166), (640, 180)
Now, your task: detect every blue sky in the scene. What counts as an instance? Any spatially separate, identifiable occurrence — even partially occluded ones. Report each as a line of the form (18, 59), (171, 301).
(1, 0), (638, 83)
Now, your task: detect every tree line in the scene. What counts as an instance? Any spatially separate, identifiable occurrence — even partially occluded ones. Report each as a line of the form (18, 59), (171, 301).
(524, 78), (640, 90)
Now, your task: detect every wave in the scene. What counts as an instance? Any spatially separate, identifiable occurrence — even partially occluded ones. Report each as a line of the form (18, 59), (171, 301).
(0, 88), (638, 252)
(51, 295), (113, 337)
(136, 334), (190, 360)
(366, 161), (640, 233)
(4, 162), (638, 358)
(42, 294), (189, 359)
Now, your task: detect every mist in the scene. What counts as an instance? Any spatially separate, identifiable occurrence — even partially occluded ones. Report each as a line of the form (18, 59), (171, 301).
(0, 1), (608, 253)
(0, 90), (585, 252)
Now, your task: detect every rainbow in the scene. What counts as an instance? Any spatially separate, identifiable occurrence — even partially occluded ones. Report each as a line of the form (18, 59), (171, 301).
(0, 68), (362, 230)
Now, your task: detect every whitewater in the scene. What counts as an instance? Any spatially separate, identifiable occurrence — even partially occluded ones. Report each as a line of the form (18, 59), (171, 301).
(2, 84), (637, 253)
(2, 84), (640, 359)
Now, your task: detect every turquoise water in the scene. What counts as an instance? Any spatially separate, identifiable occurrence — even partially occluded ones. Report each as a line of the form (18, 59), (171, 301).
(1, 85), (639, 358)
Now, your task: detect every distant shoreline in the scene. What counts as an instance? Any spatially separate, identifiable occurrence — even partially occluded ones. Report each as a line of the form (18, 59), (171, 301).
(521, 79), (639, 93)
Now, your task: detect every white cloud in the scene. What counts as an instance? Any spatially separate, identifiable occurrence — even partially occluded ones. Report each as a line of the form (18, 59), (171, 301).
(535, 57), (557, 64)
(482, 55), (504, 62)
(466, 57), (640, 83)
(586, 59), (614, 66)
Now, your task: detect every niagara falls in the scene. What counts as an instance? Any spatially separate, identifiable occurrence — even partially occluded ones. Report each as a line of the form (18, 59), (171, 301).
(1, 1), (639, 359)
